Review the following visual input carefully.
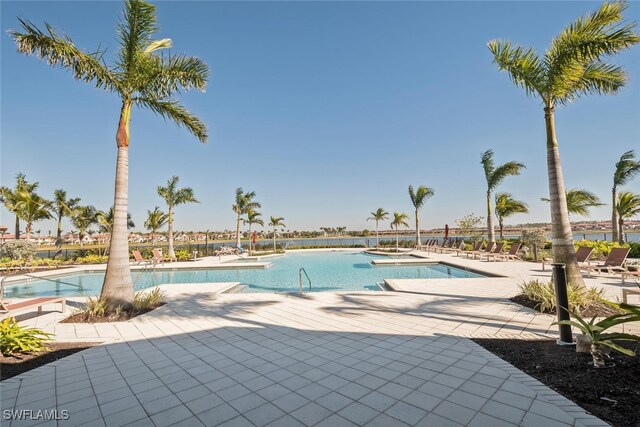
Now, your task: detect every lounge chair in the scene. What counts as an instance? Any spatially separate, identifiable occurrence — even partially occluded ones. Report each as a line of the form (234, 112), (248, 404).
(0, 279), (66, 316)
(487, 242), (522, 262)
(482, 242), (504, 261)
(131, 250), (151, 266)
(435, 239), (453, 254)
(542, 246), (594, 271)
(441, 240), (462, 254)
(151, 248), (165, 266)
(580, 247), (630, 277)
(462, 241), (483, 258)
(470, 241), (495, 260)
(622, 278), (640, 303)
(450, 240), (466, 256)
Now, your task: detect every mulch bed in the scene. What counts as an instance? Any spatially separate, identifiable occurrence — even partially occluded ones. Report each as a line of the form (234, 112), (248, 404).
(510, 294), (620, 317)
(1, 342), (97, 380)
(473, 338), (640, 427)
(60, 304), (163, 323)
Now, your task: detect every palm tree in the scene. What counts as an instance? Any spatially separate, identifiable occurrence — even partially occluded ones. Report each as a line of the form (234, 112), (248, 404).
(488, 1), (639, 287)
(542, 189), (604, 217)
(611, 151), (640, 242)
(10, 0), (208, 308)
(494, 193), (529, 240)
(232, 188), (261, 248)
(0, 173), (39, 240)
(268, 216), (286, 252)
(616, 192), (640, 243)
(52, 189), (80, 256)
(367, 208), (389, 248)
(97, 206), (135, 234)
(157, 176), (198, 260)
(390, 212), (410, 252)
(15, 190), (52, 241)
(244, 209), (264, 253)
(144, 207), (169, 247)
(481, 150), (526, 245)
(70, 205), (98, 250)
(408, 186), (435, 246)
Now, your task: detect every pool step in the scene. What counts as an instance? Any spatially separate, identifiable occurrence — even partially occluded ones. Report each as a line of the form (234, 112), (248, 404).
(223, 284), (248, 293)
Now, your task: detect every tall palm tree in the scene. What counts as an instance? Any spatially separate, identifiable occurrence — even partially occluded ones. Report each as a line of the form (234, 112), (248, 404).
(488, 1), (638, 287)
(367, 208), (389, 248)
(232, 188), (261, 248)
(408, 186), (435, 246)
(390, 212), (410, 252)
(494, 193), (529, 240)
(481, 150), (525, 245)
(53, 189), (80, 256)
(542, 189), (604, 217)
(10, 0), (208, 308)
(611, 151), (640, 242)
(157, 176), (198, 260)
(616, 192), (640, 243)
(70, 205), (98, 250)
(15, 190), (52, 241)
(0, 173), (39, 240)
(268, 216), (286, 252)
(244, 209), (264, 253)
(144, 207), (169, 247)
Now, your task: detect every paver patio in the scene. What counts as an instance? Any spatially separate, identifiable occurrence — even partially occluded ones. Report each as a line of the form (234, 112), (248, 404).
(2, 250), (634, 426)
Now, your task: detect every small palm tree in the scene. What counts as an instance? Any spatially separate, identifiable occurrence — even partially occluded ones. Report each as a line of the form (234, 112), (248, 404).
(97, 207), (135, 234)
(390, 212), (410, 252)
(542, 189), (604, 217)
(616, 192), (640, 243)
(52, 189), (80, 256)
(367, 208), (389, 248)
(10, 0), (208, 308)
(70, 205), (98, 250)
(612, 151), (640, 243)
(481, 150), (526, 244)
(268, 216), (286, 252)
(0, 173), (39, 240)
(408, 186), (435, 246)
(232, 188), (261, 248)
(244, 209), (264, 254)
(488, 1), (639, 287)
(144, 207), (169, 247)
(15, 190), (52, 241)
(157, 176), (198, 260)
(494, 193), (529, 240)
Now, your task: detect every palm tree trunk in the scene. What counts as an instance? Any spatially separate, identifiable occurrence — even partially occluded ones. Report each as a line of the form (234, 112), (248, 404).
(14, 216), (19, 240)
(167, 206), (175, 260)
(248, 224), (252, 253)
(612, 188), (619, 243)
(544, 106), (584, 288)
(486, 191), (495, 244)
(499, 217), (504, 240)
(235, 215), (241, 248)
(415, 209), (420, 246)
(619, 218), (624, 243)
(101, 102), (135, 310)
(376, 222), (379, 248)
(55, 218), (63, 253)
(273, 227), (276, 252)
(79, 231), (84, 249)
(395, 226), (399, 251)
(26, 222), (32, 242)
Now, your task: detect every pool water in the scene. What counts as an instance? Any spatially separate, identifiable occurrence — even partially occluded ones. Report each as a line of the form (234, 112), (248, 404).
(4, 251), (486, 297)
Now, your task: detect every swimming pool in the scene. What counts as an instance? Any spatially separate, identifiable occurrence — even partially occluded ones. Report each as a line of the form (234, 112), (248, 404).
(4, 251), (487, 297)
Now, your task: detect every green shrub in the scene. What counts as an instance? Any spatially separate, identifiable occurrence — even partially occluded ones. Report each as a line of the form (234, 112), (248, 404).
(174, 250), (191, 261)
(132, 287), (166, 312)
(628, 242), (640, 258)
(0, 317), (52, 356)
(1, 240), (37, 261)
(519, 280), (609, 316)
(73, 255), (108, 264)
(84, 296), (109, 317)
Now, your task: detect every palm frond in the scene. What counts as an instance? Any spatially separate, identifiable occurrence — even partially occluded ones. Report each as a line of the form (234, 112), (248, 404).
(117, 0), (158, 73)
(144, 54), (209, 98)
(614, 150), (640, 186)
(9, 19), (119, 92)
(480, 150), (495, 184)
(495, 192), (529, 219)
(489, 161), (526, 189)
(134, 97), (207, 142)
(616, 191), (640, 219)
(487, 40), (545, 98)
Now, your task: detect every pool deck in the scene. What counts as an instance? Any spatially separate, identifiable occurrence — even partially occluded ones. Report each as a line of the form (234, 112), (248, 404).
(1, 249), (637, 426)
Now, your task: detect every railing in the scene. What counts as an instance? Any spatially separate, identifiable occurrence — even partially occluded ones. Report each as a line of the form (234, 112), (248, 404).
(299, 267), (311, 294)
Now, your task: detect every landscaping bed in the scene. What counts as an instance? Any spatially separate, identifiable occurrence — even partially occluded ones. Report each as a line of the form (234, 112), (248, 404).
(1, 342), (97, 380)
(60, 304), (164, 323)
(510, 293), (620, 317)
(473, 338), (640, 427)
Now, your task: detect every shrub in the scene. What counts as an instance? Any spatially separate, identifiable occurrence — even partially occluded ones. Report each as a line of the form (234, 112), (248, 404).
(519, 280), (609, 316)
(573, 240), (628, 260)
(73, 255), (108, 264)
(84, 296), (109, 317)
(521, 229), (547, 256)
(1, 240), (37, 261)
(628, 242), (640, 258)
(0, 317), (52, 356)
(174, 250), (191, 261)
(132, 287), (166, 312)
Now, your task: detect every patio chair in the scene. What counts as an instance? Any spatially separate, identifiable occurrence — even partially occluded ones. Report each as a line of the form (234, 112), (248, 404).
(482, 242), (505, 261)
(435, 239), (453, 254)
(580, 247), (630, 277)
(151, 248), (165, 266)
(441, 240), (462, 254)
(131, 250), (151, 266)
(542, 246), (594, 271)
(622, 279), (640, 303)
(487, 242), (522, 262)
(462, 241), (483, 258)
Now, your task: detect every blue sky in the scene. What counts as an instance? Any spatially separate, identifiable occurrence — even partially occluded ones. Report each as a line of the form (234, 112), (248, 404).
(1, 1), (639, 234)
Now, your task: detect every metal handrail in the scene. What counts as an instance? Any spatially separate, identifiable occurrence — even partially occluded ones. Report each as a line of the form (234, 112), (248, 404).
(299, 267), (311, 294)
